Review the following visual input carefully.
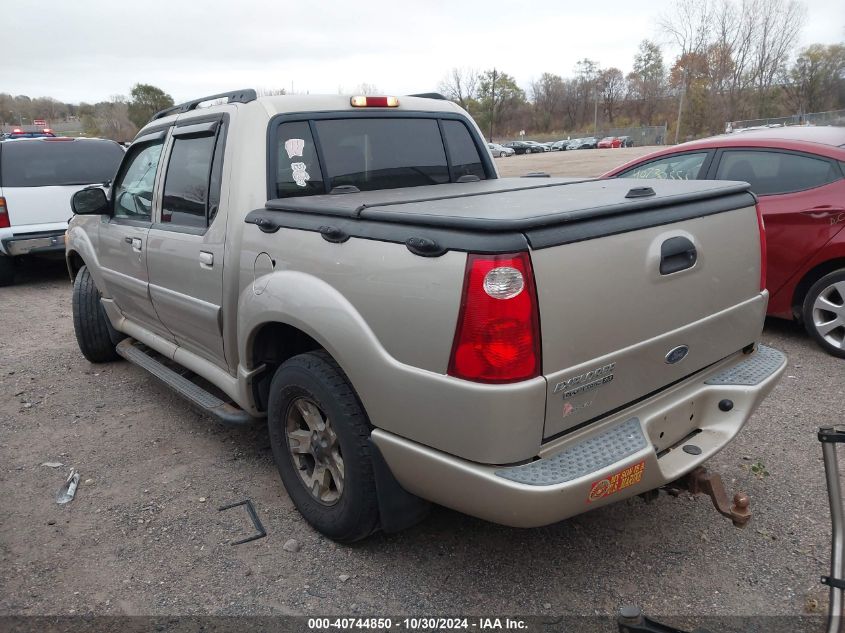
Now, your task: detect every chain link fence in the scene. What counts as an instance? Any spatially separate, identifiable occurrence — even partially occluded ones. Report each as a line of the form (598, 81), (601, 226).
(726, 109), (845, 133)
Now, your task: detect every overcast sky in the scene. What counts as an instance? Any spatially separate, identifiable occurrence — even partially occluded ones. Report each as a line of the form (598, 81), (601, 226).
(3, 0), (843, 104)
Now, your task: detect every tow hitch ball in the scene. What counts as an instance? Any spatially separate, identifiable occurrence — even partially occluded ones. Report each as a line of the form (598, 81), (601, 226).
(661, 466), (752, 528)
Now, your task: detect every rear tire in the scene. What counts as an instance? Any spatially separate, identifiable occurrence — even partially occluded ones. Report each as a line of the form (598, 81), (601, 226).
(268, 350), (380, 542)
(0, 256), (15, 286)
(72, 265), (120, 362)
(802, 269), (845, 358)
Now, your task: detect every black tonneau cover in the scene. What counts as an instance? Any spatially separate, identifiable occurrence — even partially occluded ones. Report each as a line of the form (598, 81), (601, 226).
(248, 177), (755, 255)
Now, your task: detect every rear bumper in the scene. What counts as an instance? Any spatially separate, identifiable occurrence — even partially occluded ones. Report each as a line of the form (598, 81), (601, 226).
(372, 344), (786, 528)
(1, 230), (66, 256)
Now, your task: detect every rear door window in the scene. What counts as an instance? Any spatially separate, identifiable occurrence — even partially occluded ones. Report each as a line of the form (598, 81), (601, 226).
(714, 150), (841, 195)
(618, 152), (708, 180)
(161, 134), (218, 228)
(0, 139), (124, 187)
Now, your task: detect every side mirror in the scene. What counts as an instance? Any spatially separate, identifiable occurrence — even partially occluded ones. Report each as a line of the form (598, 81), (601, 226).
(71, 187), (109, 215)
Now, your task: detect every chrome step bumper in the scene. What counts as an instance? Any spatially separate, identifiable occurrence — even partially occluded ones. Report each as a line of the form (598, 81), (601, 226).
(372, 344), (787, 528)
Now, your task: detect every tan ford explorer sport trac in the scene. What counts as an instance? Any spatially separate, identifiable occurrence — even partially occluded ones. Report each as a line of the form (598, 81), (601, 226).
(65, 89), (786, 542)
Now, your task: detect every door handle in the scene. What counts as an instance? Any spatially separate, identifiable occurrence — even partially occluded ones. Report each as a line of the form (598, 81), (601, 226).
(199, 251), (214, 268)
(124, 236), (142, 251)
(660, 236), (697, 275)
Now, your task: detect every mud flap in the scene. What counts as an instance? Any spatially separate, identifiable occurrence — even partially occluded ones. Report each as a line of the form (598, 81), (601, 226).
(369, 438), (431, 533)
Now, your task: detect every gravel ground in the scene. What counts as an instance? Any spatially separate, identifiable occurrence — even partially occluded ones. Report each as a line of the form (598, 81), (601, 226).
(0, 148), (842, 629)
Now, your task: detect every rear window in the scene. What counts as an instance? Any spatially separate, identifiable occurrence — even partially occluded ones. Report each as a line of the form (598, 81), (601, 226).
(0, 140), (124, 187)
(273, 117), (486, 198)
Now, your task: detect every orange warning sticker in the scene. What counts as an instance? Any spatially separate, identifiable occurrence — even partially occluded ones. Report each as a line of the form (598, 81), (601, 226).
(587, 460), (646, 503)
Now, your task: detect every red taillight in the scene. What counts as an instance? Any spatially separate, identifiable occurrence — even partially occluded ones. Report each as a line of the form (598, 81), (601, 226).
(0, 197), (9, 229)
(448, 252), (541, 383)
(756, 204), (767, 291)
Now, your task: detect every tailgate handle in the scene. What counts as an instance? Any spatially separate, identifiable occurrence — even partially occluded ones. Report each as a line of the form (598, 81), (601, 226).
(660, 236), (697, 275)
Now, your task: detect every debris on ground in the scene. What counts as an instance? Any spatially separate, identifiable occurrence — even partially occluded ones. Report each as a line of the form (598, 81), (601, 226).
(283, 538), (301, 553)
(339, 574), (350, 582)
(56, 468), (80, 504)
(41, 462), (64, 468)
(218, 499), (267, 545)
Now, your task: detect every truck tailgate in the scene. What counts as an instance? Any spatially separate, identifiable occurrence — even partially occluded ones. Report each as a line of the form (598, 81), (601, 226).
(533, 204), (764, 438)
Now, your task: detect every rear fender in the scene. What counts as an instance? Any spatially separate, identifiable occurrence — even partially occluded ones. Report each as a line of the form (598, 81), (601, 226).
(237, 269), (547, 464)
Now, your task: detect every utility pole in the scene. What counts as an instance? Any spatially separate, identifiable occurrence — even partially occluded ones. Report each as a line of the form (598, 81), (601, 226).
(488, 68), (498, 141)
(674, 68), (687, 145)
(593, 82), (599, 136)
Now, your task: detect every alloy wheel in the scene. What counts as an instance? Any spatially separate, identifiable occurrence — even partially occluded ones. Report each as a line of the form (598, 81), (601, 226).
(812, 280), (845, 350)
(285, 396), (344, 505)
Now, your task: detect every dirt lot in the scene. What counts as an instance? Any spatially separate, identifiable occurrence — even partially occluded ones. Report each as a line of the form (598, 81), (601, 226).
(0, 147), (841, 629)
(495, 146), (657, 177)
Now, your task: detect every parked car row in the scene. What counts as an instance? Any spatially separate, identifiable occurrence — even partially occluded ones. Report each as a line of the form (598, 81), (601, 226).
(493, 136), (637, 155)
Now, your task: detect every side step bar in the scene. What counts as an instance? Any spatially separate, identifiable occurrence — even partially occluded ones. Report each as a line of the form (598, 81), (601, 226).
(116, 338), (254, 426)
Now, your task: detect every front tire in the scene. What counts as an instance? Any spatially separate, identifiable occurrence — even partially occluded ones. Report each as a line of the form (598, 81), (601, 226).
(802, 269), (845, 358)
(268, 350), (379, 542)
(72, 265), (120, 362)
(0, 256), (15, 286)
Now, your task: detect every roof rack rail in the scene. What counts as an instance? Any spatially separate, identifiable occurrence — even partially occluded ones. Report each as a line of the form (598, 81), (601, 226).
(407, 93), (448, 100)
(150, 88), (258, 121)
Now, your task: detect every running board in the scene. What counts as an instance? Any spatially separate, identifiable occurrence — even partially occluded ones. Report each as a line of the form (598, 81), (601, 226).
(115, 338), (254, 426)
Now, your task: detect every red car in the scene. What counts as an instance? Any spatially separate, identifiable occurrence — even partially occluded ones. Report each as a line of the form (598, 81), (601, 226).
(597, 136), (617, 149)
(604, 126), (845, 357)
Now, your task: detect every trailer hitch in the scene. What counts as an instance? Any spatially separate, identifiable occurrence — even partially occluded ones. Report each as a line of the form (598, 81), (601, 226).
(664, 467), (751, 528)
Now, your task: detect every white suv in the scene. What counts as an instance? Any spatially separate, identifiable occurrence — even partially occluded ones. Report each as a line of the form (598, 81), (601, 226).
(0, 137), (124, 285)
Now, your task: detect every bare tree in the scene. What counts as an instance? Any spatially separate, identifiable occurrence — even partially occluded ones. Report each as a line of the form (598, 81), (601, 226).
(626, 40), (666, 124)
(748, 0), (806, 115)
(598, 68), (626, 123)
(530, 73), (565, 131)
(782, 43), (845, 113)
(353, 83), (381, 95)
(438, 68), (480, 110)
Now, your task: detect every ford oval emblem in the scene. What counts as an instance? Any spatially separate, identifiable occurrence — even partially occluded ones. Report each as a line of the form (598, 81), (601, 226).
(665, 345), (689, 364)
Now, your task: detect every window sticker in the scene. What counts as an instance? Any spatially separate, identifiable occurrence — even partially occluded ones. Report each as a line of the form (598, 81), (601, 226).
(285, 138), (306, 159)
(291, 162), (310, 187)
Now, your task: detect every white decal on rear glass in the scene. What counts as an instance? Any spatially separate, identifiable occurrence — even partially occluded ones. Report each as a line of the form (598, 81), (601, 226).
(291, 162), (310, 187)
(285, 138), (305, 159)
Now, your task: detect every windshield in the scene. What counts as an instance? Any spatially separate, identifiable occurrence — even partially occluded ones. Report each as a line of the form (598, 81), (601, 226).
(1, 140), (124, 187)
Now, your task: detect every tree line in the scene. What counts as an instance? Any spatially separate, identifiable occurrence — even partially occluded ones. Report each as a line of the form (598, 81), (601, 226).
(0, 84), (175, 142)
(2, 0), (842, 145)
(439, 0), (844, 141)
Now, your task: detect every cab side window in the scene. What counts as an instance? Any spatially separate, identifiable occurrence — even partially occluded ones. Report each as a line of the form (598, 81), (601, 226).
(161, 127), (223, 229)
(619, 152), (708, 180)
(442, 120), (486, 181)
(113, 141), (164, 220)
